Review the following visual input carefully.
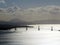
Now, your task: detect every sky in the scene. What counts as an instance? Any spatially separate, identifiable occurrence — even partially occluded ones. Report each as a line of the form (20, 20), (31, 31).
(0, 0), (60, 24)
(0, 0), (60, 8)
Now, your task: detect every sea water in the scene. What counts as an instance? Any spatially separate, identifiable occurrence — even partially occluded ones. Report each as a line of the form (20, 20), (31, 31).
(0, 24), (60, 45)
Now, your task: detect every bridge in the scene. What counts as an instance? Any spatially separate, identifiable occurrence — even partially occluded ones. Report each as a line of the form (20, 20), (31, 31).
(0, 25), (33, 30)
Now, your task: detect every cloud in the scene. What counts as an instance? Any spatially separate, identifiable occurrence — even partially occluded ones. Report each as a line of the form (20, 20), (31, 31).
(14, 5), (60, 22)
(0, 5), (60, 23)
(0, 0), (5, 3)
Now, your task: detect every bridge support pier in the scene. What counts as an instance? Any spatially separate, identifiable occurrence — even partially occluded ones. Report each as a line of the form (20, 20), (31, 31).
(38, 26), (40, 31)
(15, 27), (17, 31)
(51, 26), (53, 31)
(26, 27), (28, 31)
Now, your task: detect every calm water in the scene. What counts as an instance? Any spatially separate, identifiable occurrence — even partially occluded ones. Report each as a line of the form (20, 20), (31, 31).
(0, 24), (60, 45)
